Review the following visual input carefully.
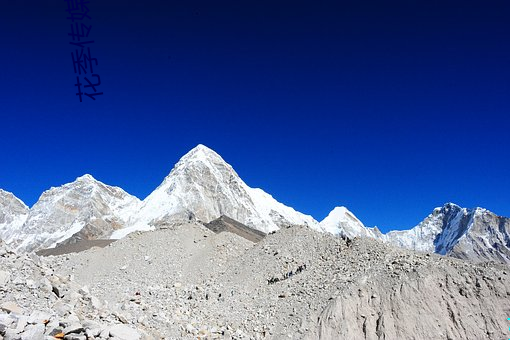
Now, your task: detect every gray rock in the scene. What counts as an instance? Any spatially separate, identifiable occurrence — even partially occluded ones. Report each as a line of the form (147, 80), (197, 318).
(38, 278), (52, 293)
(99, 327), (110, 339)
(109, 325), (141, 340)
(12, 317), (27, 334)
(47, 327), (63, 337)
(0, 271), (10, 286)
(89, 296), (103, 310)
(21, 324), (44, 340)
(3, 328), (21, 340)
(78, 286), (89, 296)
(0, 303), (22, 315)
(63, 324), (84, 335)
(53, 302), (72, 317)
(25, 279), (37, 289)
(27, 311), (50, 325)
(85, 328), (101, 338)
(0, 315), (14, 330)
(81, 319), (100, 330)
(63, 335), (86, 340)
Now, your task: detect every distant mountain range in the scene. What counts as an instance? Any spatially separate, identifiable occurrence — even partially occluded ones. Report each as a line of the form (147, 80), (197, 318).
(1, 144), (508, 264)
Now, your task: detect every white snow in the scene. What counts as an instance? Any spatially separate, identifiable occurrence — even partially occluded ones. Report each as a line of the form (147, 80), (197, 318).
(125, 144), (319, 236)
(0, 189), (29, 244)
(3, 174), (141, 252)
(319, 206), (379, 239)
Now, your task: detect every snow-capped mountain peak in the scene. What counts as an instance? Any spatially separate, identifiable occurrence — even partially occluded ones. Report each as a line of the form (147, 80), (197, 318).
(122, 144), (318, 237)
(6, 175), (140, 252)
(385, 202), (510, 264)
(319, 206), (381, 239)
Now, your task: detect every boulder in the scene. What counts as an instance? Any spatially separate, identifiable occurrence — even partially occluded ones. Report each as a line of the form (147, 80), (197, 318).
(109, 324), (141, 340)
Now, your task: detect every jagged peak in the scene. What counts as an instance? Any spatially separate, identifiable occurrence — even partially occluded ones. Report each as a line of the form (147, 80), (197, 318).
(432, 202), (461, 215)
(162, 145), (235, 182)
(0, 188), (11, 196)
(37, 175), (138, 203)
(0, 188), (18, 196)
(0, 188), (28, 209)
(435, 203), (491, 216)
(443, 202), (461, 209)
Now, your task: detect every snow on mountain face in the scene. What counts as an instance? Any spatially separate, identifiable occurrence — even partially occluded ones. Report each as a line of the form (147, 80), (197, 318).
(447, 208), (510, 264)
(0, 189), (29, 242)
(383, 203), (464, 253)
(8, 175), (140, 252)
(319, 206), (381, 239)
(385, 203), (510, 264)
(319, 203), (510, 265)
(121, 144), (318, 237)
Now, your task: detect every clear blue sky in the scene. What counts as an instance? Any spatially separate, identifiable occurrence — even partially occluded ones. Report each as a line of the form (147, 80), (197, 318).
(1, 1), (509, 232)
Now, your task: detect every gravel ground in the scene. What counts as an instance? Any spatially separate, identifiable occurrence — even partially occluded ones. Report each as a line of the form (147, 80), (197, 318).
(38, 222), (510, 340)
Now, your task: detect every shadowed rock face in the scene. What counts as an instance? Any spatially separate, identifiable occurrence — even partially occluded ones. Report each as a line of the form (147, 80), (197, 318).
(204, 215), (266, 242)
(449, 210), (510, 264)
(36, 239), (115, 256)
(385, 203), (510, 265)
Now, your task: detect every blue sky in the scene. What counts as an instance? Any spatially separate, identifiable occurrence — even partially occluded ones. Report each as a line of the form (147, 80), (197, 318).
(0, 1), (509, 232)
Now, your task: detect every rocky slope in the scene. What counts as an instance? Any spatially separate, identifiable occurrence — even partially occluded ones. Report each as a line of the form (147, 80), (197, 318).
(121, 144), (318, 237)
(0, 239), (151, 340)
(5, 175), (140, 253)
(43, 222), (510, 340)
(0, 189), (28, 244)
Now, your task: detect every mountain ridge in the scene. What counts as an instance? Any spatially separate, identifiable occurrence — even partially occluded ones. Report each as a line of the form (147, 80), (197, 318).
(0, 144), (508, 265)
(2, 174), (141, 252)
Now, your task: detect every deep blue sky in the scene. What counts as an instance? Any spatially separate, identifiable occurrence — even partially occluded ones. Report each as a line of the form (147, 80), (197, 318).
(1, 1), (509, 232)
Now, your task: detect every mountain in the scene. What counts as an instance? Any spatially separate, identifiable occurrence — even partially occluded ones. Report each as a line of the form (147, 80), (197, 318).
(385, 203), (510, 264)
(319, 203), (510, 265)
(5, 174), (140, 252)
(1, 145), (508, 265)
(319, 206), (382, 239)
(0, 189), (29, 243)
(118, 144), (318, 238)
